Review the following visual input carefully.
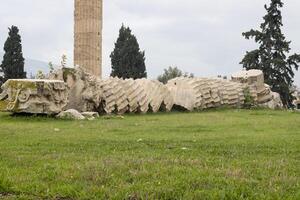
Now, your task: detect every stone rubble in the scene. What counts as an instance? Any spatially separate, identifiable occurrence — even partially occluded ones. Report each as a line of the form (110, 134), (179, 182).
(0, 67), (283, 116)
(81, 112), (100, 118)
(56, 109), (85, 120)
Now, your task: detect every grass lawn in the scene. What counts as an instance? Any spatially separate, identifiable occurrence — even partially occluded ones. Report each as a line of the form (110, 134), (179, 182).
(0, 109), (299, 199)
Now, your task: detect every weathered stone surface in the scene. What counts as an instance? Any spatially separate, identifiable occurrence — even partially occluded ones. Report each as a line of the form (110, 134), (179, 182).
(232, 70), (264, 87)
(74, 0), (103, 78)
(293, 89), (300, 109)
(50, 67), (103, 113)
(99, 77), (173, 114)
(135, 79), (174, 113)
(81, 112), (99, 118)
(166, 77), (245, 111)
(49, 67), (282, 113)
(0, 79), (68, 114)
(50, 67), (174, 114)
(260, 92), (283, 109)
(165, 69), (283, 111)
(1, 68), (282, 115)
(57, 109), (85, 120)
(231, 70), (274, 104)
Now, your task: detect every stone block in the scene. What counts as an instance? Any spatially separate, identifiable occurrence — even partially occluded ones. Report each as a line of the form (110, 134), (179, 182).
(0, 79), (68, 114)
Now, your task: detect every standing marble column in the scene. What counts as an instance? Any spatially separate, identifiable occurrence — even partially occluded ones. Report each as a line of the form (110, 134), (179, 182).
(74, 0), (103, 78)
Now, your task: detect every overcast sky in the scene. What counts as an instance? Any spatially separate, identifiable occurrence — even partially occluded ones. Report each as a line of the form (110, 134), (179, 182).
(0, 0), (300, 85)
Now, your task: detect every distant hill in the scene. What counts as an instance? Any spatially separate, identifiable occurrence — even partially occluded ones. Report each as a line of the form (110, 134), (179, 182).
(24, 59), (51, 78)
(0, 52), (50, 78)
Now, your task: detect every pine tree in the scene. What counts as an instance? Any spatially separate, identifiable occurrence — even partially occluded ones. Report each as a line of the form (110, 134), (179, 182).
(110, 25), (147, 79)
(241, 0), (300, 108)
(0, 26), (26, 82)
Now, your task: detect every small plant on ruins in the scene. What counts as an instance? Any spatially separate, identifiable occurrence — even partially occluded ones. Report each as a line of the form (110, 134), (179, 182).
(35, 70), (45, 79)
(110, 24), (147, 79)
(157, 66), (194, 84)
(243, 87), (255, 109)
(61, 54), (67, 68)
(241, 0), (300, 108)
(48, 62), (55, 73)
(0, 25), (26, 83)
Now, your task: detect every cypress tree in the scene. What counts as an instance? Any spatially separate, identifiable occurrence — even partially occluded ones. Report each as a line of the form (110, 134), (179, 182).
(0, 26), (26, 82)
(110, 25), (147, 79)
(241, 0), (300, 107)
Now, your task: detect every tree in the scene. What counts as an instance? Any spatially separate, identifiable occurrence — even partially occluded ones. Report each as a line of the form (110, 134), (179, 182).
(110, 25), (147, 79)
(157, 66), (194, 84)
(0, 26), (26, 82)
(241, 0), (300, 108)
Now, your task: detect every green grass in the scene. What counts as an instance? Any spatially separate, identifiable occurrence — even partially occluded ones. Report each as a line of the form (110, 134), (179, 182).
(0, 109), (299, 200)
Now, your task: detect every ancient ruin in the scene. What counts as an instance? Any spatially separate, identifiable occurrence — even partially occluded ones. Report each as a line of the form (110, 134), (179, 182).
(48, 67), (174, 114)
(231, 70), (282, 109)
(0, 79), (68, 114)
(0, 67), (282, 115)
(0, 0), (285, 116)
(74, 0), (103, 78)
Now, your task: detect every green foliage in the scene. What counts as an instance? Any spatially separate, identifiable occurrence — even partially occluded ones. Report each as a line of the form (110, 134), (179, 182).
(241, 0), (300, 108)
(48, 62), (54, 73)
(157, 66), (194, 84)
(62, 68), (76, 82)
(60, 54), (67, 68)
(0, 110), (300, 199)
(0, 26), (26, 82)
(35, 70), (45, 79)
(110, 25), (147, 79)
(243, 87), (255, 108)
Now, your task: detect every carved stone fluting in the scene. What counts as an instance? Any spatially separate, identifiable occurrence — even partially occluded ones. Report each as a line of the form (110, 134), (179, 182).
(166, 78), (245, 111)
(135, 79), (174, 113)
(74, 0), (103, 78)
(0, 68), (283, 115)
(99, 78), (173, 114)
(166, 70), (283, 111)
(123, 79), (142, 113)
(0, 79), (68, 114)
(231, 70), (274, 104)
(50, 67), (174, 114)
(101, 78), (129, 114)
